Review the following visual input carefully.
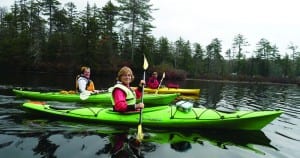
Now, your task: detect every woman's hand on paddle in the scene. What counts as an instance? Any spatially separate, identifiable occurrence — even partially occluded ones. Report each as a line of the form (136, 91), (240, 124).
(135, 103), (144, 109)
(139, 80), (146, 87)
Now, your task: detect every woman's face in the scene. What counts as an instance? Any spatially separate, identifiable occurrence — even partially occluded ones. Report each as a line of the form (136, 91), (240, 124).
(120, 72), (132, 85)
(83, 69), (91, 78)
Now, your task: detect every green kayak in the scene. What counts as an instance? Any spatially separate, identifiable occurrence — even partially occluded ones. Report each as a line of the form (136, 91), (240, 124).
(13, 89), (178, 106)
(22, 101), (283, 130)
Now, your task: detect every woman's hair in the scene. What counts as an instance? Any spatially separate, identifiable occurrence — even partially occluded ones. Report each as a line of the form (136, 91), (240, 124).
(117, 66), (135, 82)
(81, 66), (90, 74)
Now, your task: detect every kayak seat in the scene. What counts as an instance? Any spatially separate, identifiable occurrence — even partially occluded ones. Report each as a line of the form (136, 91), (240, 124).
(49, 105), (79, 110)
(106, 109), (140, 115)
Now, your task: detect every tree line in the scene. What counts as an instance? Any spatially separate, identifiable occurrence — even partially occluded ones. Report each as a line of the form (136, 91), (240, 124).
(0, 0), (299, 83)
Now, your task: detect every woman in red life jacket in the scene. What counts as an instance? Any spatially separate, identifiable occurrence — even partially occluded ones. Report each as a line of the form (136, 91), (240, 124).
(111, 66), (145, 112)
(147, 71), (159, 89)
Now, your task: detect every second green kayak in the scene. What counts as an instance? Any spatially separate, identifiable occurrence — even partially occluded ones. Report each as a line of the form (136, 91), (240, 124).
(13, 89), (178, 106)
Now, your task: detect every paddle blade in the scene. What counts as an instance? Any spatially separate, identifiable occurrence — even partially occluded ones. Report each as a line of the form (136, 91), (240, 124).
(155, 72), (165, 94)
(136, 124), (144, 141)
(162, 72), (165, 79)
(143, 55), (149, 70)
(79, 91), (90, 100)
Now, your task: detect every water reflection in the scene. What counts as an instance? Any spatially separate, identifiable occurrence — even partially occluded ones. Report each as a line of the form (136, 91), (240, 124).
(200, 82), (225, 108)
(1, 75), (300, 158)
(0, 124), (278, 157)
(196, 81), (299, 112)
(33, 133), (59, 158)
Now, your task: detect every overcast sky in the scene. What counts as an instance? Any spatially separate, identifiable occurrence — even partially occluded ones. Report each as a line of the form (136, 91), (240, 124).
(1, 0), (299, 56)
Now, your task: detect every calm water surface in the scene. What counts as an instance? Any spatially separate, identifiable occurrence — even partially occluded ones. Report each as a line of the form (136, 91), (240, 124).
(0, 72), (299, 158)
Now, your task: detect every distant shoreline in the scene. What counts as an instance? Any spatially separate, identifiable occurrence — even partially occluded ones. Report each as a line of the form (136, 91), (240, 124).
(186, 78), (297, 86)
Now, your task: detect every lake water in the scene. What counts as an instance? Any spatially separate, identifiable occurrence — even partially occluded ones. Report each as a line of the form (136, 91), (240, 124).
(0, 72), (299, 158)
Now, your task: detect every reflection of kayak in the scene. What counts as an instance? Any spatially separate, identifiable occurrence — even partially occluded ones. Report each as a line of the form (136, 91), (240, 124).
(144, 87), (200, 95)
(22, 101), (282, 130)
(13, 89), (178, 106)
(143, 129), (270, 145)
(93, 127), (276, 154)
(111, 129), (277, 154)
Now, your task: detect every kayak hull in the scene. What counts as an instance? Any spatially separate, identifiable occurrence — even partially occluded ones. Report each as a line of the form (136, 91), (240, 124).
(13, 89), (178, 105)
(22, 102), (282, 130)
(144, 87), (200, 95)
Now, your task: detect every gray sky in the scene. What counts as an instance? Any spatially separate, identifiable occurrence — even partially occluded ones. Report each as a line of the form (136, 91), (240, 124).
(1, 0), (299, 56)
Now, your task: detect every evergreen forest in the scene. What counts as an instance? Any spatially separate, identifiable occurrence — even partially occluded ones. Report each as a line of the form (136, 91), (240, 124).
(1, 0), (300, 84)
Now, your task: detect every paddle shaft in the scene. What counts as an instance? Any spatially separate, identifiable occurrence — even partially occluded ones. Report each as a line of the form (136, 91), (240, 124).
(138, 70), (146, 124)
(155, 72), (165, 94)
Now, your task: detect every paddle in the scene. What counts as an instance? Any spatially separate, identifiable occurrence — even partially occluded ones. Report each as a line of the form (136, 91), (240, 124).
(155, 72), (165, 94)
(79, 91), (91, 100)
(137, 54), (148, 141)
(79, 90), (108, 100)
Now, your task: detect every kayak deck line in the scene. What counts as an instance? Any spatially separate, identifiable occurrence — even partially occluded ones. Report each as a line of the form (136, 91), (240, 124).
(170, 106), (282, 120)
(43, 104), (106, 117)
